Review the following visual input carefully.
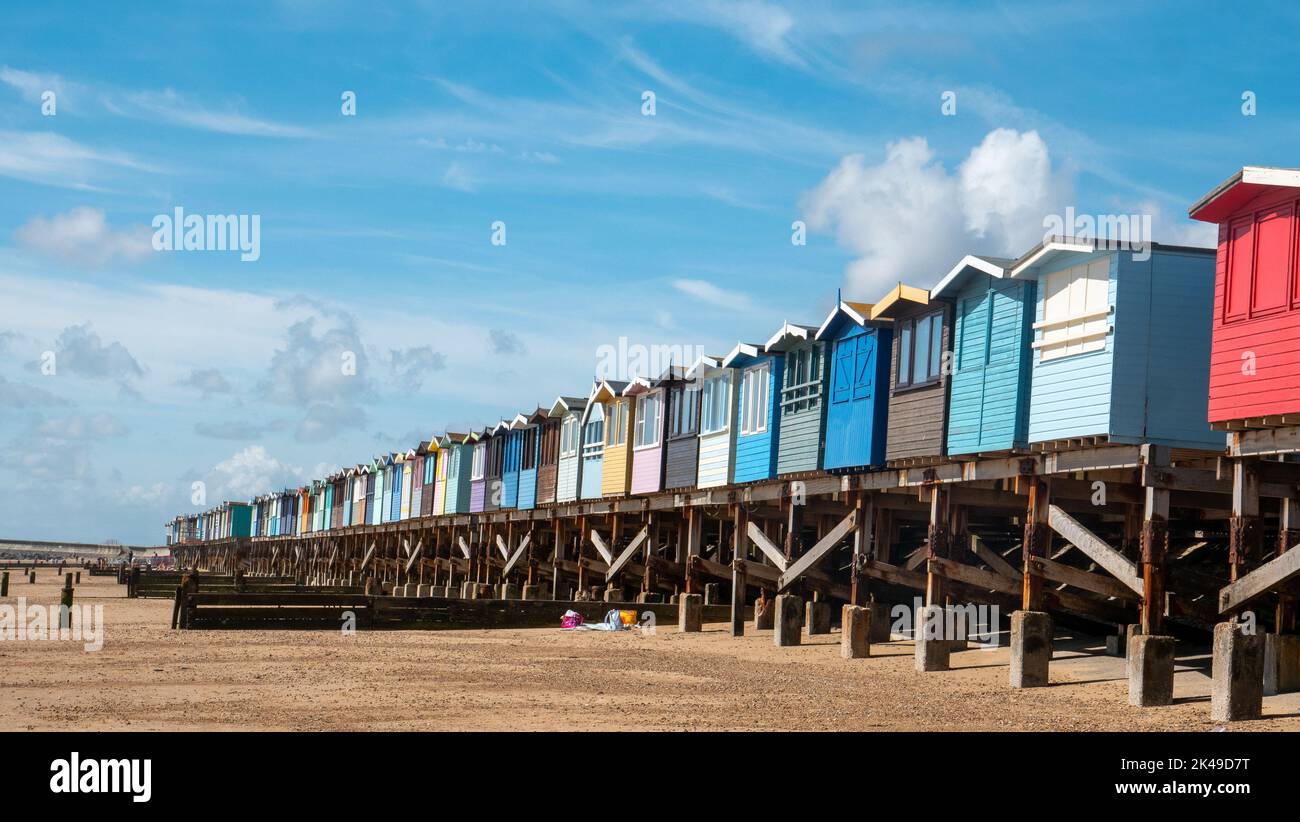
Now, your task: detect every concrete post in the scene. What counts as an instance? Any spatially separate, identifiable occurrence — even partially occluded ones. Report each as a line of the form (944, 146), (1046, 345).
(869, 602), (892, 642)
(703, 582), (720, 605)
(59, 574), (74, 630)
(1010, 610), (1052, 688)
(1264, 634), (1300, 696)
(500, 583), (520, 600)
(841, 604), (871, 659)
(754, 594), (775, 631)
(805, 600), (832, 635)
(603, 585), (623, 603)
(522, 584), (542, 600)
(678, 593), (703, 633)
(774, 594), (802, 646)
(914, 604), (950, 672)
(1211, 621), (1263, 722)
(1128, 634), (1175, 706)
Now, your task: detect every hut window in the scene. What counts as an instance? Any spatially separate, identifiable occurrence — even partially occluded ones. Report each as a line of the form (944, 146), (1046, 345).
(425, 456), (435, 484)
(634, 392), (662, 448)
(471, 444), (486, 480)
(522, 428), (537, 469)
(670, 385), (699, 437)
(897, 311), (943, 387)
(782, 345), (821, 414)
(605, 401), (627, 447)
(583, 420), (605, 458)
(561, 416), (579, 456)
(700, 373), (731, 434)
(1038, 259), (1110, 360)
(740, 363), (770, 434)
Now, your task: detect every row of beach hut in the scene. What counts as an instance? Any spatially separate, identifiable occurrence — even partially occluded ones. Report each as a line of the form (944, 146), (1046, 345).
(169, 233), (1225, 543)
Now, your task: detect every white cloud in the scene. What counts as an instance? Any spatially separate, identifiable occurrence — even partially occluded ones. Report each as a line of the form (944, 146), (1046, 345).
(113, 482), (169, 506)
(0, 374), (68, 408)
(15, 206), (152, 266)
(801, 128), (1072, 297)
(1136, 200), (1219, 249)
(37, 412), (130, 440)
(178, 367), (233, 397)
(43, 323), (146, 381)
(671, 278), (755, 309)
(441, 161), (476, 192)
(207, 445), (304, 500)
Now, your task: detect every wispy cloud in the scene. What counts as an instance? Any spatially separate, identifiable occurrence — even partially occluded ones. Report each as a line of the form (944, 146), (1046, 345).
(105, 88), (315, 138)
(0, 130), (155, 190)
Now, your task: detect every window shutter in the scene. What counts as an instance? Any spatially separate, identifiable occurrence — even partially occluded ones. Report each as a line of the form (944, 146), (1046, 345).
(833, 340), (852, 403)
(852, 334), (873, 400)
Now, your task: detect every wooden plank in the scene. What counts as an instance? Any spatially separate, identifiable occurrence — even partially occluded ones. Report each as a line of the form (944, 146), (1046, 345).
(1046, 505), (1143, 596)
(746, 522), (787, 571)
(403, 539), (425, 575)
(859, 558), (928, 591)
(928, 557), (1020, 596)
(457, 537), (471, 559)
(358, 543), (376, 572)
(734, 559), (780, 585)
(605, 526), (649, 581)
(969, 533), (1019, 579)
(501, 533), (532, 579)
(778, 509), (855, 592)
(1219, 542), (1300, 614)
(1030, 555), (1139, 601)
(495, 534), (511, 560)
(589, 530), (614, 565)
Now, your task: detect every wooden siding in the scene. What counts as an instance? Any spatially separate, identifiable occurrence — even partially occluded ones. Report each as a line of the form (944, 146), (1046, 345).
(518, 467), (537, 509)
(1207, 187), (1300, 422)
(502, 437), (520, 510)
(947, 278), (1035, 455)
(664, 386), (700, 489)
(557, 411), (582, 503)
(469, 478), (485, 513)
(776, 342), (828, 475)
(665, 436), (698, 489)
(580, 454), (603, 498)
(733, 357), (784, 483)
(885, 304), (952, 462)
(823, 326), (892, 470)
(536, 420), (559, 505)
(629, 387), (668, 495)
(443, 447), (470, 514)
(1027, 252), (1117, 443)
(518, 429), (538, 510)
(601, 398), (634, 497)
(1111, 249), (1220, 448)
(696, 370), (737, 488)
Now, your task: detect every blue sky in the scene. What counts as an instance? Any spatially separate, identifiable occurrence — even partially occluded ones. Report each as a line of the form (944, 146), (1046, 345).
(0, 0), (1295, 543)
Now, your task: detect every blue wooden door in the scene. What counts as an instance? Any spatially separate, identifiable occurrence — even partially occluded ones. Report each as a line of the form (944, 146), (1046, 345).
(825, 329), (880, 469)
